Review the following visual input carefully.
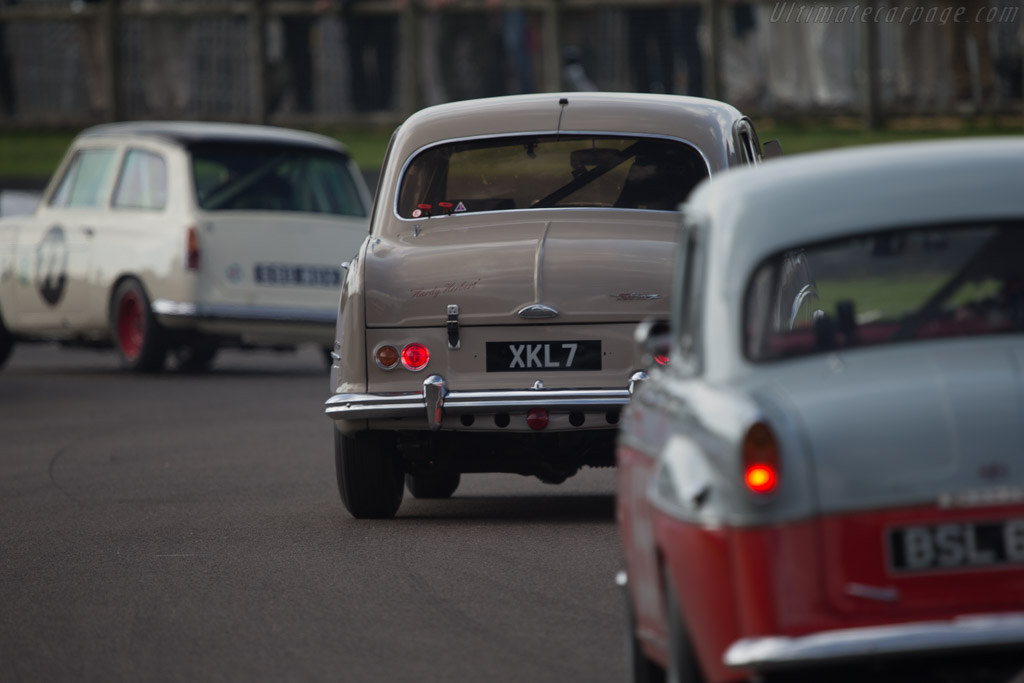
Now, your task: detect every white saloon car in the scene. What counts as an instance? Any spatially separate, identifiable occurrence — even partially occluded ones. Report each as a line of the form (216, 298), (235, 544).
(325, 93), (770, 518)
(0, 122), (371, 371)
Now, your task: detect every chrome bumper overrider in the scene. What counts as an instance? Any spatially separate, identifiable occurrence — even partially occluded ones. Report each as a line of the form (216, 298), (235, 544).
(324, 372), (649, 430)
(724, 613), (1024, 670)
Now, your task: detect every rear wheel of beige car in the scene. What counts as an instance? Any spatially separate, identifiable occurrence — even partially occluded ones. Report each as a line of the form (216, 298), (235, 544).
(405, 471), (460, 499)
(110, 279), (167, 373)
(665, 574), (706, 683)
(335, 429), (404, 519)
(174, 341), (219, 373)
(0, 307), (14, 370)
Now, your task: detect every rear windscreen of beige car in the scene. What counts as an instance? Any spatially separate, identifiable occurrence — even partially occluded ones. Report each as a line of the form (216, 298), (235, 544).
(397, 134), (709, 218)
(191, 143), (366, 216)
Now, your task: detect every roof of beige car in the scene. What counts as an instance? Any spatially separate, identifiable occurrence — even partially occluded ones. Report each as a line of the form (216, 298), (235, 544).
(80, 121), (348, 153)
(389, 93), (744, 168)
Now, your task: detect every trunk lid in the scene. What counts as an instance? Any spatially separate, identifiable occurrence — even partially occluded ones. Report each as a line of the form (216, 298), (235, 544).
(194, 212), (367, 314)
(363, 212), (677, 328)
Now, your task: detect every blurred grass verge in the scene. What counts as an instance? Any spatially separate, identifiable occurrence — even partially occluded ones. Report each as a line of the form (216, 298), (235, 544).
(0, 116), (1021, 188)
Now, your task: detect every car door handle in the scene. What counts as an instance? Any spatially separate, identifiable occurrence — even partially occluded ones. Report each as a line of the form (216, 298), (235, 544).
(82, 226), (95, 237)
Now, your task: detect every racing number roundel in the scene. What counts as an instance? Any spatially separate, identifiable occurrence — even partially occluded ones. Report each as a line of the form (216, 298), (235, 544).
(35, 226), (68, 307)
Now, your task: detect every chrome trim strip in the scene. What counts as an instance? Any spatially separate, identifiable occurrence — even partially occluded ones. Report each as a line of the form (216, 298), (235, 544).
(152, 299), (335, 325)
(724, 614), (1024, 670)
(324, 384), (631, 422)
(393, 130), (714, 222)
(535, 220), (551, 302)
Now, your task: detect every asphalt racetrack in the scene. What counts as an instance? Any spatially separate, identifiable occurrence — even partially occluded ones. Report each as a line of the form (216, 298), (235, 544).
(1, 343), (624, 682)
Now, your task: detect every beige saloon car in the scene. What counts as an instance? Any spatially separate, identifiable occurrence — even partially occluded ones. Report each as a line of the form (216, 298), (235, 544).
(325, 93), (769, 518)
(0, 122), (370, 372)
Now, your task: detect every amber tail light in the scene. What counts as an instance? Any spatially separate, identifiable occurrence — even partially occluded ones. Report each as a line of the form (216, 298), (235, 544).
(186, 226), (200, 271)
(742, 422), (780, 495)
(375, 345), (399, 370)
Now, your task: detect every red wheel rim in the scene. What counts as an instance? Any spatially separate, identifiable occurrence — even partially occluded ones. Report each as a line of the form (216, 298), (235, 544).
(116, 291), (144, 360)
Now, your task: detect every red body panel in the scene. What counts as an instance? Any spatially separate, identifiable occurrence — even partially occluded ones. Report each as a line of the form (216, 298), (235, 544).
(820, 504), (1024, 618)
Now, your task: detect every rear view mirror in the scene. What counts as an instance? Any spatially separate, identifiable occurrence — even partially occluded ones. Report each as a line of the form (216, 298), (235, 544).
(570, 148), (622, 175)
(763, 140), (784, 159)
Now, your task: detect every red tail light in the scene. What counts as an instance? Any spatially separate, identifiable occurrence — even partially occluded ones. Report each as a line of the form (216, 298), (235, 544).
(742, 422), (780, 495)
(526, 408), (549, 431)
(401, 343), (430, 371)
(186, 226), (200, 271)
(654, 354), (670, 366)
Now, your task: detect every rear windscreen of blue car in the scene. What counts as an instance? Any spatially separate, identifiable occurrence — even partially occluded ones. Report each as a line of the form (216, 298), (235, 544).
(745, 222), (1024, 361)
(397, 134), (710, 219)
(191, 143), (366, 217)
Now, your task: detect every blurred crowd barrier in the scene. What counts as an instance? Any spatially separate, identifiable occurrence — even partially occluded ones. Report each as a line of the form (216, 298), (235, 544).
(0, 0), (1020, 128)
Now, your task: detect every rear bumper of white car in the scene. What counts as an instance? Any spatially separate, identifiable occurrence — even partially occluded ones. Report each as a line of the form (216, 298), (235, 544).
(324, 372), (649, 430)
(724, 613), (1024, 670)
(153, 299), (336, 326)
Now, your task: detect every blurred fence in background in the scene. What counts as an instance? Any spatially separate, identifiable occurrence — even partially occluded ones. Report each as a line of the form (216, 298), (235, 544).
(0, 0), (1020, 129)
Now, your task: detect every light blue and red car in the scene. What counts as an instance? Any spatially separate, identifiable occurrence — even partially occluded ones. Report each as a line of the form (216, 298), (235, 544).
(617, 139), (1024, 682)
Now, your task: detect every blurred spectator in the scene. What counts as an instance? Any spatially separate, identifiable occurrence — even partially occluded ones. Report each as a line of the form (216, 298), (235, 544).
(723, 2), (765, 107)
(676, 5), (703, 97)
(626, 6), (674, 93)
(761, 2), (814, 108)
(439, 9), (505, 101)
(342, 0), (397, 111)
(994, 0), (1022, 102)
(142, 0), (191, 117)
(806, 0), (855, 108)
(280, 12), (316, 113)
(562, 45), (597, 91)
(763, 1), (854, 109)
(74, 0), (112, 118)
(944, 0), (994, 109)
(0, 0), (15, 117)
(502, 8), (535, 94)
(897, 0), (945, 110)
(418, 0), (450, 106)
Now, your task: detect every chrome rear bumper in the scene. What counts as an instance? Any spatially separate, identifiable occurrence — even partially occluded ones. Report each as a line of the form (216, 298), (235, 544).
(724, 613), (1024, 670)
(324, 372), (649, 430)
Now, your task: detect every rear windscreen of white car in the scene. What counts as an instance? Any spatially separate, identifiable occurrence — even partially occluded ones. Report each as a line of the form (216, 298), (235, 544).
(191, 142), (366, 216)
(397, 134), (709, 218)
(745, 222), (1024, 361)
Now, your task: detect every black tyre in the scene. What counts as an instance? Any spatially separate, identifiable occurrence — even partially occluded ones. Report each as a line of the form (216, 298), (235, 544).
(335, 429), (404, 519)
(0, 307), (13, 370)
(110, 279), (167, 372)
(665, 575), (706, 683)
(625, 585), (666, 683)
(174, 341), (219, 373)
(405, 471), (460, 499)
